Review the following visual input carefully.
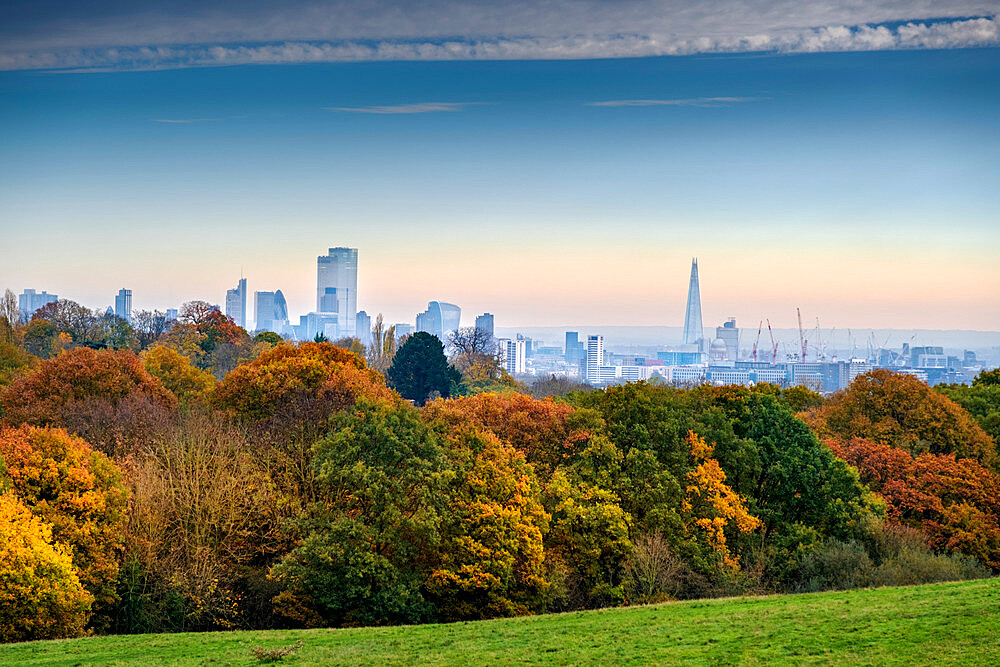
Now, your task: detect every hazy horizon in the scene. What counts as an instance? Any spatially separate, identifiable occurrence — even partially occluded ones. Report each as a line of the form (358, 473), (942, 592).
(2, 2), (998, 331)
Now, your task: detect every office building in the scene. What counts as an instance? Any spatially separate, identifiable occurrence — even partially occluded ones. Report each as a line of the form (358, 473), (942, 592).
(165, 308), (179, 322)
(416, 301), (461, 342)
(317, 247), (358, 338)
(682, 258), (704, 348)
(356, 310), (372, 346)
(564, 331), (585, 363)
(585, 335), (605, 383)
(254, 290), (289, 334)
(475, 313), (495, 338)
(498, 338), (526, 375)
(114, 288), (133, 323)
(395, 323), (414, 338)
(715, 318), (739, 362)
(18, 289), (58, 319)
(225, 278), (247, 328)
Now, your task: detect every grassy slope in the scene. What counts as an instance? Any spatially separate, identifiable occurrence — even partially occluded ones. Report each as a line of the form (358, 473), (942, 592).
(3, 578), (998, 666)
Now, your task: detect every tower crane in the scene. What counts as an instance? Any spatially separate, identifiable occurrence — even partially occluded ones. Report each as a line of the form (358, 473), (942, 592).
(766, 319), (777, 365)
(752, 320), (762, 362)
(796, 308), (807, 363)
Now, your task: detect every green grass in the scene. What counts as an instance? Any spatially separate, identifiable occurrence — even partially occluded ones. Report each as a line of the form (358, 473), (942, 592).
(4, 578), (998, 666)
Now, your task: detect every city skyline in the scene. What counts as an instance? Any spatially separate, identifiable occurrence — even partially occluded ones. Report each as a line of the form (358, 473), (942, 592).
(1, 4), (998, 331)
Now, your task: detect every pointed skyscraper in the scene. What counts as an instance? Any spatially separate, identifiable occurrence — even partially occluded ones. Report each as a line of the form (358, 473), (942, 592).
(682, 258), (703, 347)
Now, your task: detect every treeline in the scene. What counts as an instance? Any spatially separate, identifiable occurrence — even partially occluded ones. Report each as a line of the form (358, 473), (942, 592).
(1, 294), (999, 642)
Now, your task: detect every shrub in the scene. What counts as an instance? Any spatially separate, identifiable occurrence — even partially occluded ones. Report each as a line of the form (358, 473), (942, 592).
(0, 492), (93, 642)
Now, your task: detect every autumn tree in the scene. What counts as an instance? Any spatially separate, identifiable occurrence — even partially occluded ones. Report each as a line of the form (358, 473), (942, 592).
(118, 412), (293, 632)
(365, 314), (397, 373)
(0, 426), (128, 628)
(425, 430), (550, 621)
(0, 347), (177, 455)
(936, 370), (1000, 446)
(387, 332), (461, 406)
(0, 492), (93, 642)
(447, 327), (503, 391)
(0, 340), (36, 388)
(807, 369), (996, 467)
(422, 392), (599, 475)
(828, 437), (1000, 570)
(142, 345), (216, 404)
(681, 432), (761, 569)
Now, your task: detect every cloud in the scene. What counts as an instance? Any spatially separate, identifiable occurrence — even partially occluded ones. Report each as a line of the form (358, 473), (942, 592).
(0, 2), (997, 71)
(588, 97), (763, 107)
(324, 102), (476, 114)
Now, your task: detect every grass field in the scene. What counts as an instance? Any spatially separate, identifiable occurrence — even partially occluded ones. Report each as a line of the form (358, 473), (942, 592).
(3, 578), (998, 666)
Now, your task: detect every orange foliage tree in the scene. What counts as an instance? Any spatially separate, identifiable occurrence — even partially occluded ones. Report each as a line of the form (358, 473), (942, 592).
(806, 370), (996, 467)
(0, 491), (93, 642)
(0, 347), (176, 455)
(682, 432), (761, 569)
(421, 392), (600, 474)
(0, 425), (128, 626)
(214, 342), (396, 423)
(828, 437), (1000, 570)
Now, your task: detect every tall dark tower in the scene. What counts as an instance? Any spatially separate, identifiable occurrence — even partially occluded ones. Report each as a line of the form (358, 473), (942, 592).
(682, 258), (703, 347)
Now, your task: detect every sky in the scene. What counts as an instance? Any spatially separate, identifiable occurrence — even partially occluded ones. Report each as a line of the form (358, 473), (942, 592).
(1, 1), (998, 332)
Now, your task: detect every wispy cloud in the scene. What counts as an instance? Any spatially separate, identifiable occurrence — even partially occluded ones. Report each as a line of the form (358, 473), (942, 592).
(0, 2), (997, 72)
(324, 102), (476, 114)
(588, 97), (763, 108)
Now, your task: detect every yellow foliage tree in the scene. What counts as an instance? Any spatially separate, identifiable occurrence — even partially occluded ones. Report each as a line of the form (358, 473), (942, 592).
(142, 345), (216, 403)
(0, 492), (93, 642)
(0, 426), (127, 624)
(682, 431), (761, 568)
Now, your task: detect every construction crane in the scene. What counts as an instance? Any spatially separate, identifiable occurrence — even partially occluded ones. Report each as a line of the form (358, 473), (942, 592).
(752, 320), (762, 362)
(796, 308), (807, 363)
(766, 319), (777, 365)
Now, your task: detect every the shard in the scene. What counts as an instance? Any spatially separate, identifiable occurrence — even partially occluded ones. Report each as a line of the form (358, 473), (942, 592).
(682, 258), (703, 347)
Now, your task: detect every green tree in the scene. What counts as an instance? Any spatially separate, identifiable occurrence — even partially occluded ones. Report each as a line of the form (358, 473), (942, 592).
(936, 370), (1000, 446)
(271, 401), (447, 627)
(387, 332), (461, 406)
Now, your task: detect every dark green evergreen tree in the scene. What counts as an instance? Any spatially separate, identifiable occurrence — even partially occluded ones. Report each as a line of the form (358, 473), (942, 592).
(387, 332), (461, 405)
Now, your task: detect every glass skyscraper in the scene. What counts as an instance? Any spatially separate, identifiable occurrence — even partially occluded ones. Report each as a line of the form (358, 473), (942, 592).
(225, 278), (247, 328)
(416, 301), (461, 342)
(317, 247), (358, 339)
(682, 258), (704, 347)
(115, 288), (132, 323)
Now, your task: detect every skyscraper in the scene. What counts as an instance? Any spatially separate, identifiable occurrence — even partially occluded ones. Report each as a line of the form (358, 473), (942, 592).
(356, 310), (372, 346)
(225, 278), (247, 328)
(17, 289), (58, 319)
(254, 290), (289, 334)
(498, 338), (526, 375)
(586, 334), (604, 383)
(475, 313), (495, 338)
(317, 247), (358, 338)
(682, 258), (704, 347)
(416, 301), (461, 342)
(115, 288), (132, 322)
(715, 317), (739, 362)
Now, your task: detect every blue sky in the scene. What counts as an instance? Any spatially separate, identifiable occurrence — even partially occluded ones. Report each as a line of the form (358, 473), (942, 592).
(1, 2), (998, 330)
